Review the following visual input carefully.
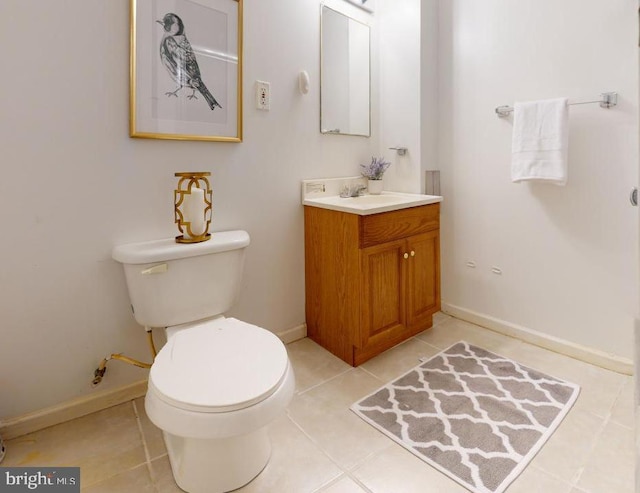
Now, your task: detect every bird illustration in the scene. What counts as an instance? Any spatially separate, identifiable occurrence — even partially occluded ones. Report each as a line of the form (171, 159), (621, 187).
(156, 13), (222, 110)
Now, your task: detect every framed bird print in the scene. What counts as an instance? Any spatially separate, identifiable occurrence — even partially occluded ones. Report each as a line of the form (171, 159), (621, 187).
(130, 0), (243, 142)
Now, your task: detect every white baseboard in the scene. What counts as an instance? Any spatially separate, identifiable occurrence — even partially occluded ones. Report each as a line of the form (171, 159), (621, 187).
(0, 380), (148, 440)
(441, 303), (633, 375)
(278, 323), (307, 344)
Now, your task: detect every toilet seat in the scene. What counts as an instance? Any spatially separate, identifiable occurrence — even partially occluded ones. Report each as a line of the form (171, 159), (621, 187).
(149, 317), (289, 413)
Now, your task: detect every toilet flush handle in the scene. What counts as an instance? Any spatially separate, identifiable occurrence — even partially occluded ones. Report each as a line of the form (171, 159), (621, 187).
(141, 263), (168, 275)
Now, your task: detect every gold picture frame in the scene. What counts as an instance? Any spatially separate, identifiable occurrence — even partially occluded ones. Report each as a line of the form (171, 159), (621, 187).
(130, 0), (243, 142)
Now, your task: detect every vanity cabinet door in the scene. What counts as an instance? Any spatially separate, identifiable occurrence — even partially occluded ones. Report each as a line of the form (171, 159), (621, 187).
(357, 230), (440, 351)
(406, 230), (441, 329)
(304, 203), (441, 366)
(358, 238), (408, 348)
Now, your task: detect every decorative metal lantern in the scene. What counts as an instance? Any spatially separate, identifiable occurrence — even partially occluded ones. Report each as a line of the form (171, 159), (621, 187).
(174, 172), (212, 243)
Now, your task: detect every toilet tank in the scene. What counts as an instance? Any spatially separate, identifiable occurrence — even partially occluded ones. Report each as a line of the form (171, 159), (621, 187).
(112, 230), (250, 328)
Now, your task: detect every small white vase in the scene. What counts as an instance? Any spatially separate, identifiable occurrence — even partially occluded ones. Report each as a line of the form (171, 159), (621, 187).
(368, 179), (383, 195)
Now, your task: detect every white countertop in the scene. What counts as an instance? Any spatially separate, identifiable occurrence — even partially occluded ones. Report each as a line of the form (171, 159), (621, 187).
(303, 191), (442, 216)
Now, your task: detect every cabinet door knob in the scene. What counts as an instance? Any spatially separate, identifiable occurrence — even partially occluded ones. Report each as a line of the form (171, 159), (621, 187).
(403, 253), (409, 259)
(410, 251), (415, 257)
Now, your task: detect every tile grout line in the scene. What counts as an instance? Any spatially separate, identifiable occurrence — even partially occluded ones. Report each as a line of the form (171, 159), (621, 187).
(608, 376), (634, 430)
(411, 334), (449, 353)
(357, 365), (388, 382)
(81, 402), (157, 490)
(285, 411), (380, 493)
(569, 380), (625, 489)
(131, 399), (154, 480)
(338, 444), (397, 493)
(284, 413), (346, 491)
(286, 404), (392, 493)
(431, 314), (453, 329)
(522, 464), (575, 491)
(343, 473), (375, 493)
(289, 362), (399, 490)
(326, 468), (376, 493)
(357, 335), (465, 383)
(296, 367), (356, 397)
(311, 471), (375, 493)
(339, 440), (421, 493)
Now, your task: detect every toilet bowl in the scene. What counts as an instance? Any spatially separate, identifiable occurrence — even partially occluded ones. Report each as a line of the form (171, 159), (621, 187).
(112, 231), (295, 493)
(147, 318), (295, 492)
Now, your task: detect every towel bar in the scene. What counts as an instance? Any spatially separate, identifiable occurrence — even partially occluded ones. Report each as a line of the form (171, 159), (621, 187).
(495, 92), (618, 117)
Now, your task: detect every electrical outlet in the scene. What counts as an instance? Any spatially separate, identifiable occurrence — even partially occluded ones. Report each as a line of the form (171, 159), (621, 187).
(256, 81), (270, 110)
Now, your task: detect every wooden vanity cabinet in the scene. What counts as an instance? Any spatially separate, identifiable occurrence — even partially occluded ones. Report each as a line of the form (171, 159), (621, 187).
(304, 203), (440, 366)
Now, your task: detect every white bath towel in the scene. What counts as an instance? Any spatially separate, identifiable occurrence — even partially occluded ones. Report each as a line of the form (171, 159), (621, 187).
(511, 98), (569, 186)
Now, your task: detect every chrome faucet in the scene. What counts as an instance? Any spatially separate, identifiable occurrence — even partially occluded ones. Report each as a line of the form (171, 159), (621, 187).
(352, 184), (367, 196)
(339, 184), (367, 198)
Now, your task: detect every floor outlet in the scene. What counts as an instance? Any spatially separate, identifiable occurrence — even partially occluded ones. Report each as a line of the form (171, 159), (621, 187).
(256, 81), (271, 110)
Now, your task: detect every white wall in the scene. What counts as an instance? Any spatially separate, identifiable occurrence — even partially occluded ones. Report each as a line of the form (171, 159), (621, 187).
(437, 0), (638, 359)
(421, 0), (440, 182)
(378, 0), (422, 192)
(0, 0), (377, 419)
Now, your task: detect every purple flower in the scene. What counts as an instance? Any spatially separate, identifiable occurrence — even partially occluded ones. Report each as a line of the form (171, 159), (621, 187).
(360, 156), (391, 180)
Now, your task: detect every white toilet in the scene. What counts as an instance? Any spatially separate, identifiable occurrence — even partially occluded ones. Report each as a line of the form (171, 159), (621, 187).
(112, 230), (295, 493)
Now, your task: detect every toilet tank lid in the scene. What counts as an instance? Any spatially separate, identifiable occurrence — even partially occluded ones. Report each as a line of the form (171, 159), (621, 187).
(112, 230), (250, 264)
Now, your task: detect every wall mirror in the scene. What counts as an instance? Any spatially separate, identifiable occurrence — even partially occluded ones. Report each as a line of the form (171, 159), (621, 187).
(320, 6), (371, 137)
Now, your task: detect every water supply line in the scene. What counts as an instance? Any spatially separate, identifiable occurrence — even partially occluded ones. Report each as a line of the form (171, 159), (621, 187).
(92, 328), (157, 386)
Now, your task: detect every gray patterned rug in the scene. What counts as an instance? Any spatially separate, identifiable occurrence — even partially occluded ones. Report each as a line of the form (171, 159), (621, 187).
(351, 341), (580, 493)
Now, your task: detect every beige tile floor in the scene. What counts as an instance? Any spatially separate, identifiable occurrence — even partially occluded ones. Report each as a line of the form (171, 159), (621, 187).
(3, 313), (634, 492)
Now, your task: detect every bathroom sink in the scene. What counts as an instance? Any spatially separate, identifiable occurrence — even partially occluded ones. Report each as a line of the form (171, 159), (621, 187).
(303, 191), (442, 215)
(341, 195), (405, 205)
